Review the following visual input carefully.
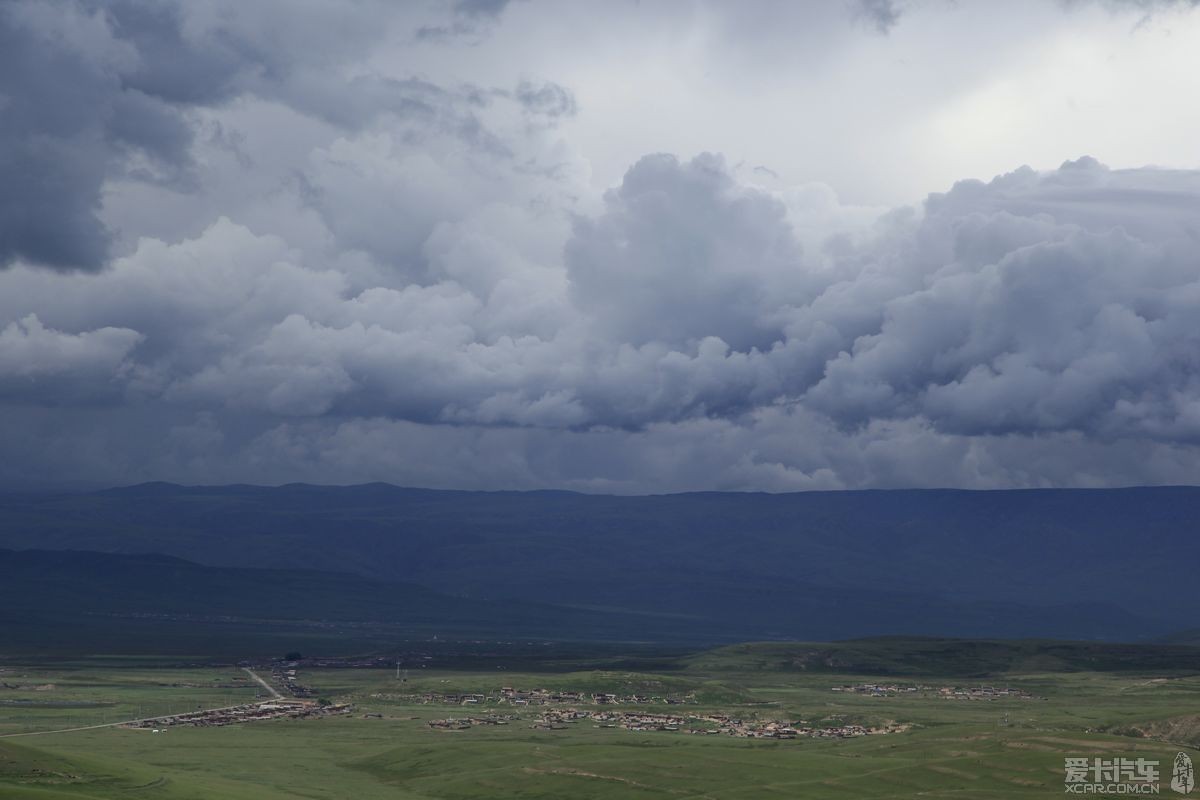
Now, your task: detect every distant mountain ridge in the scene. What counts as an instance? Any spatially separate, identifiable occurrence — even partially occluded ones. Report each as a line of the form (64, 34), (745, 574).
(1, 483), (1195, 642)
(0, 547), (746, 652)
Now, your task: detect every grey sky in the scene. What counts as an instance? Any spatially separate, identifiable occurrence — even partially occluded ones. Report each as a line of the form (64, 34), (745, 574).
(2, 0), (1200, 491)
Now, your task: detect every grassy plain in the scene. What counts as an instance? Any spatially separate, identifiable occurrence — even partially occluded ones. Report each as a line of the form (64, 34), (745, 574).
(2, 645), (1199, 798)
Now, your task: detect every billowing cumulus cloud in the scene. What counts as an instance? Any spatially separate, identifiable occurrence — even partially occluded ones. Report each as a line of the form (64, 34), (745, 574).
(0, 315), (142, 405)
(568, 153), (810, 352)
(2, 0), (1200, 491)
(6, 153), (1200, 489)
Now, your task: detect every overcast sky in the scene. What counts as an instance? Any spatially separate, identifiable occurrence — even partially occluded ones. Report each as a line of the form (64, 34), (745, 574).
(3, 0), (1200, 492)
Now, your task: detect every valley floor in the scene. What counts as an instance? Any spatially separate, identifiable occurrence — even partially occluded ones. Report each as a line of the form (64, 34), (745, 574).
(2, 650), (1199, 798)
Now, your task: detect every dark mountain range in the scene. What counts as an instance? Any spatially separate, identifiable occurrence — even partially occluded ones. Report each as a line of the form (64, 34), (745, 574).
(0, 547), (735, 653)
(0, 483), (1195, 642)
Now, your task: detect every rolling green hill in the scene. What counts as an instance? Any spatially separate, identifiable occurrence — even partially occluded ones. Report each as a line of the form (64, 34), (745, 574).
(683, 637), (1200, 676)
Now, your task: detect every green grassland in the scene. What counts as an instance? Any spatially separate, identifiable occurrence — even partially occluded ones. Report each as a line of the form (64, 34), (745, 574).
(2, 643), (1199, 798)
(0, 663), (261, 736)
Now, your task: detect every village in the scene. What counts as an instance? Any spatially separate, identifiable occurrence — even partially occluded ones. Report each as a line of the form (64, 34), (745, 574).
(116, 662), (352, 730)
(427, 713), (520, 730)
(831, 683), (1037, 700)
(427, 708), (908, 740)
(124, 699), (352, 730)
(386, 685), (698, 707)
(270, 663), (319, 698)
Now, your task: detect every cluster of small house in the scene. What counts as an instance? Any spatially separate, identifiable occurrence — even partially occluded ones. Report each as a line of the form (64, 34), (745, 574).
(937, 685), (1035, 700)
(532, 709), (903, 739)
(270, 665), (318, 698)
(0, 681), (55, 691)
(427, 713), (519, 730)
(831, 683), (1035, 700)
(124, 700), (350, 729)
(426, 708), (906, 740)
(395, 687), (696, 707)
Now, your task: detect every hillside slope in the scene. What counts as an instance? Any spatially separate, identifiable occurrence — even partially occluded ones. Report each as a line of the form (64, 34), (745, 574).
(0, 483), (1193, 641)
(0, 548), (737, 652)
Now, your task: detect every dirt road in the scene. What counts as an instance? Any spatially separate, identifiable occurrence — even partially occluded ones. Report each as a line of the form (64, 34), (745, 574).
(243, 666), (282, 699)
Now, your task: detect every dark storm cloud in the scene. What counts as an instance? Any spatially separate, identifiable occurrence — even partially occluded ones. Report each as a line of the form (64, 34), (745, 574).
(3, 0), (1200, 491)
(105, 2), (247, 105)
(0, 2), (246, 270)
(0, 0), (437, 272)
(0, 0), (301, 271)
(6, 153), (1200, 452)
(1, 3), (119, 270)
